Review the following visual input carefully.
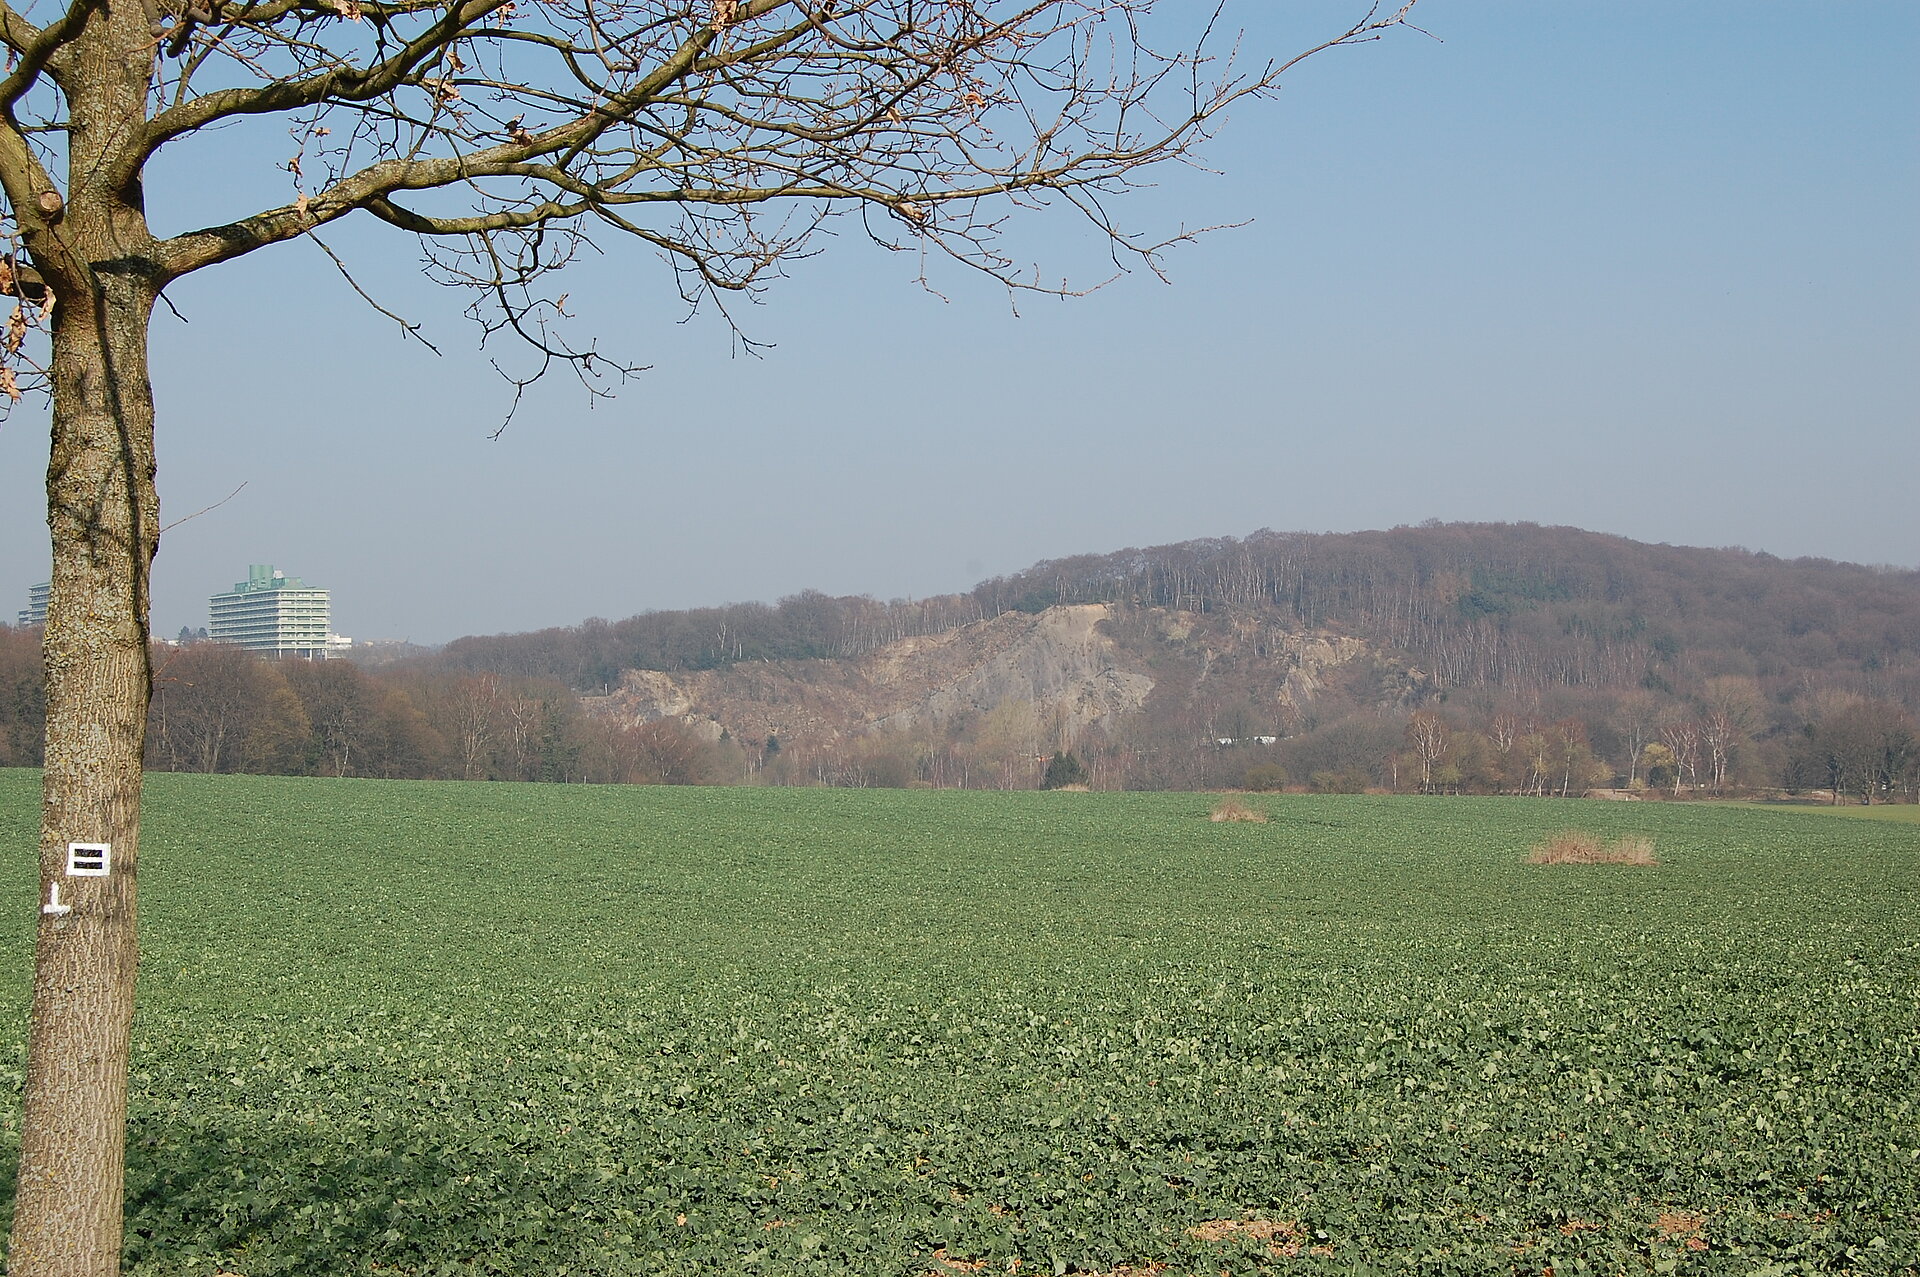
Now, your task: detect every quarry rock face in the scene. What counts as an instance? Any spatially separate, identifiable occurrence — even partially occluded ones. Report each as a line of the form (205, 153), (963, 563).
(598, 602), (1403, 749)
(1273, 632), (1373, 708)
(872, 604), (1152, 732)
(615, 669), (698, 719)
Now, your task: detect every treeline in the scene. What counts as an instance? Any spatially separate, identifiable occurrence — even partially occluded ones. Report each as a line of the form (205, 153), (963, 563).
(1099, 685), (1918, 804)
(0, 624), (42, 768)
(725, 647), (1915, 803)
(1, 623), (1913, 801)
(437, 590), (992, 688)
(977, 523), (1920, 708)
(432, 523), (1919, 713)
(4, 523), (1916, 798)
(0, 630), (749, 785)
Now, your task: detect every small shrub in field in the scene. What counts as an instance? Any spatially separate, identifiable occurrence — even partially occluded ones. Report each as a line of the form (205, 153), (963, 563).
(1528, 831), (1657, 865)
(1210, 798), (1268, 823)
(1308, 767), (1370, 794)
(1241, 763), (1289, 792)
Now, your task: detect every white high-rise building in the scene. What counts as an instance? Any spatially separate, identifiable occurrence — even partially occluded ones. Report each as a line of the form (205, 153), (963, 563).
(16, 581), (50, 628)
(209, 565), (334, 659)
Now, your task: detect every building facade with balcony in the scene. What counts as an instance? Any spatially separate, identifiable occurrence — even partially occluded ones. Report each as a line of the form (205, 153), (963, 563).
(16, 581), (50, 628)
(209, 565), (335, 659)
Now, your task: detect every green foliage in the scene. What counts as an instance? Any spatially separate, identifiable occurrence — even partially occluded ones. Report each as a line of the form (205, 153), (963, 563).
(0, 772), (1914, 1274)
(1455, 567), (1575, 619)
(1040, 751), (1088, 789)
(1010, 588), (1060, 615)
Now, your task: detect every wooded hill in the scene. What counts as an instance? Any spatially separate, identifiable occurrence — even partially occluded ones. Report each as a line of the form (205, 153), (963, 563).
(441, 522), (1920, 707)
(432, 522), (1920, 795)
(2, 523), (1914, 797)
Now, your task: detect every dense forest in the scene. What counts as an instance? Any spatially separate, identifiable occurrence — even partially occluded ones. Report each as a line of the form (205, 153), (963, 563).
(2, 523), (1915, 799)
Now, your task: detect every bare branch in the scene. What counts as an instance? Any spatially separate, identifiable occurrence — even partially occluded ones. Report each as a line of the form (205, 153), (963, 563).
(0, 0), (104, 109)
(28, 0), (1423, 410)
(158, 480), (247, 532)
(305, 227), (443, 350)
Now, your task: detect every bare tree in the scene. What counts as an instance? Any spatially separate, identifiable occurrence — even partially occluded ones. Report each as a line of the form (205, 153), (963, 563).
(0, 0), (1416, 1268)
(1404, 708), (1448, 793)
(1546, 716), (1600, 797)
(1797, 696), (1917, 805)
(147, 643), (308, 773)
(1609, 687), (1661, 787)
(283, 658), (379, 776)
(1697, 674), (1764, 791)
(1660, 715), (1703, 796)
(447, 672), (503, 778)
(148, 644), (255, 773)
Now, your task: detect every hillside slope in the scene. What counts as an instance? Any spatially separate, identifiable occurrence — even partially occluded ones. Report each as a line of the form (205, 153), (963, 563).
(12, 524), (1912, 792)
(591, 600), (1428, 755)
(354, 522), (1920, 792)
(442, 523), (1920, 713)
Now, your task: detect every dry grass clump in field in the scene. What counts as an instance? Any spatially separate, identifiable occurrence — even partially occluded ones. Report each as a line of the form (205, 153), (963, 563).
(1528, 831), (1657, 865)
(1188, 1219), (1333, 1259)
(1210, 798), (1268, 823)
(928, 1251), (1168, 1275)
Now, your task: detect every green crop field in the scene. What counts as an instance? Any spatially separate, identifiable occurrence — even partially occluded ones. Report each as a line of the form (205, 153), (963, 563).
(1720, 802), (1920, 826)
(0, 771), (1914, 1275)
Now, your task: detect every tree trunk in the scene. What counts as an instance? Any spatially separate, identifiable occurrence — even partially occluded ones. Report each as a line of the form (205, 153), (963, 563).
(9, 264), (160, 1274)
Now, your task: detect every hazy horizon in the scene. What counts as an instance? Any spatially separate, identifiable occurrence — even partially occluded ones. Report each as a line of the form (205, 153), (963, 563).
(3, 1), (1914, 645)
(23, 518), (1917, 650)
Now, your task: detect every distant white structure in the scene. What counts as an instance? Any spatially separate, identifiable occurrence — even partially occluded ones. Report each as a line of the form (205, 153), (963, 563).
(209, 565), (337, 659)
(16, 581), (49, 628)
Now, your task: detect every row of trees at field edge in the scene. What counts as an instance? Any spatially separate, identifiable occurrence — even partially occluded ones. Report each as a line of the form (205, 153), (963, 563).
(3, 624), (1911, 802)
(687, 685), (1918, 803)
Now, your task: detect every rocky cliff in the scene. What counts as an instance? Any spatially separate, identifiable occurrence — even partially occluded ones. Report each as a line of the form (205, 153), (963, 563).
(592, 603), (1419, 749)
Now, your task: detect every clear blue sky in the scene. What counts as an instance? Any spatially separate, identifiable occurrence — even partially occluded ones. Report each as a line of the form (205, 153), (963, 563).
(2, 1), (1914, 643)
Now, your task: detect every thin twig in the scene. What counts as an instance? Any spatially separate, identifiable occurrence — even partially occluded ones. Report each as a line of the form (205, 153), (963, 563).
(307, 231), (443, 353)
(160, 481), (247, 533)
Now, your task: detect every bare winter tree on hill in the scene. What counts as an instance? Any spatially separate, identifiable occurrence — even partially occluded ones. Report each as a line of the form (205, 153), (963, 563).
(0, 0), (1417, 1268)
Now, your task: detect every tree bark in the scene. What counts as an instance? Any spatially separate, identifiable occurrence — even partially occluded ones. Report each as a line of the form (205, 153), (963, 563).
(9, 246), (160, 1277)
(6, 0), (167, 1260)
